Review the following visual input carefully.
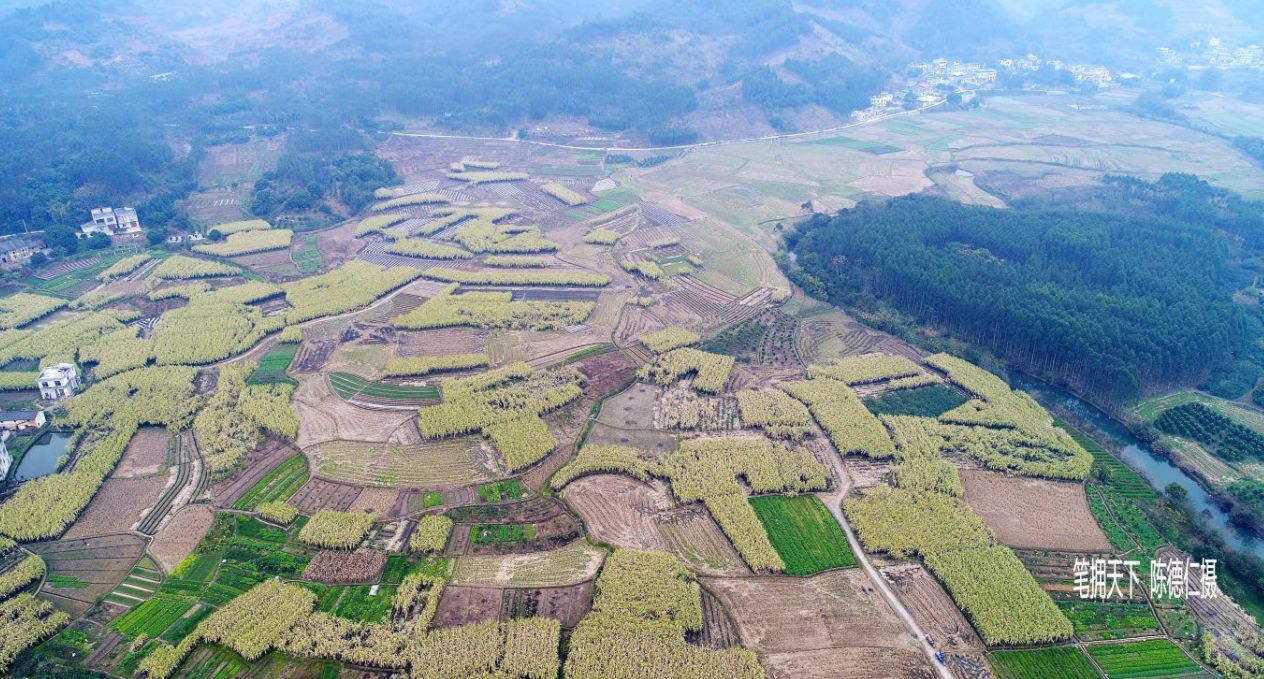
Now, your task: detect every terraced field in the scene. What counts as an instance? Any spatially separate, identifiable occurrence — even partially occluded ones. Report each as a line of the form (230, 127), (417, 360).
(328, 372), (441, 406)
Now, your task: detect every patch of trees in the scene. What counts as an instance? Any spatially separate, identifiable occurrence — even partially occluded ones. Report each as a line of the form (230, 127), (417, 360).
(251, 154), (397, 222)
(786, 174), (1261, 398)
(742, 55), (886, 118)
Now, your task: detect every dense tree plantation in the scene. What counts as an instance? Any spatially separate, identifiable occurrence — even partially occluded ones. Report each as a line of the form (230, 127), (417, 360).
(787, 175), (1263, 398)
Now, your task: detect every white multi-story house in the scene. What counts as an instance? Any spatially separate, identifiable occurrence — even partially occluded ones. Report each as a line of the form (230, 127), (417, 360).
(79, 207), (142, 239)
(38, 363), (79, 400)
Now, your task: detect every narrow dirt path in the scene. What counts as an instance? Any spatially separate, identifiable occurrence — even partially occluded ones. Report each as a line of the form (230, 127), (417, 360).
(817, 450), (955, 679)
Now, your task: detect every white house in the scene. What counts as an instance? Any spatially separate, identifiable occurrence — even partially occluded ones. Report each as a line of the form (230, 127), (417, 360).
(79, 207), (142, 239)
(38, 364), (79, 400)
(0, 410), (45, 432)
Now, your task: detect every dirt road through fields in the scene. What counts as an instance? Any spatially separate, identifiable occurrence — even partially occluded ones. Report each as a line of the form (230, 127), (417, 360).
(819, 451), (955, 679)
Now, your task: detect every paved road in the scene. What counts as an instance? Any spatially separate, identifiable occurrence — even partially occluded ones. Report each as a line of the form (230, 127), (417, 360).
(819, 450), (955, 679)
(391, 99), (952, 153)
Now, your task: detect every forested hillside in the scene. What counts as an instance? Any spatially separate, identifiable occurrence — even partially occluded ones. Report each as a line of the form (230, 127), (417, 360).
(786, 175), (1264, 398)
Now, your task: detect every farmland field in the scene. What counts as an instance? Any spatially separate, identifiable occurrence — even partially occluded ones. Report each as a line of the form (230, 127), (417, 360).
(249, 342), (300, 386)
(863, 384), (965, 418)
(990, 647), (1100, 679)
(231, 454), (309, 511)
(306, 439), (495, 486)
(1086, 639), (1204, 678)
(749, 495), (856, 575)
(1057, 600), (1161, 641)
(328, 371), (441, 404)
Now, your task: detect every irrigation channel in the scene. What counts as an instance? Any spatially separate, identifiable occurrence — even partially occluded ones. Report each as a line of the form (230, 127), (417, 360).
(1014, 375), (1264, 561)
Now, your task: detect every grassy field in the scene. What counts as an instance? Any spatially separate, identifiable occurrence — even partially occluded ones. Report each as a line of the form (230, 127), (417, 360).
(1056, 600), (1161, 641)
(864, 384), (966, 418)
(1086, 639), (1203, 679)
(231, 454), (309, 511)
(293, 235), (323, 274)
(990, 647), (1100, 679)
(749, 494), (856, 575)
(248, 342), (300, 386)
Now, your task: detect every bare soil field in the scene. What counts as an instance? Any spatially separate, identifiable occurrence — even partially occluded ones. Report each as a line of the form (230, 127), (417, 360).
(305, 439), (496, 487)
(432, 585), (503, 628)
(149, 504), (215, 573)
(293, 341), (336, 373)
(397, 328), (488, 357)
(689, 588), (741, 650)
(960, 469), (1111, 552)
(842, 460), (890, 490)
(33, 534), (146, 612)
(881, 563), (984, 655)
(562, 475), (670, 551)
(573, 350), (639, 397)
(501, 581), (593, 628)
(292, 372), (421, 448)
(347, 487), (403, 518)
(64, 476), (169, 539)
(762, 647), (933, 679)
(451, 539), (605, 587)
(113, 427), (170, 478)
(657, 505), (748, 577)
(302, 550), (387, 584)
(583, 421), (678, 454)
(704, 570), (922, 655)
(209, 441), (297, 509)
(289, 477), (362, 513)
(597, 383), (662, 432)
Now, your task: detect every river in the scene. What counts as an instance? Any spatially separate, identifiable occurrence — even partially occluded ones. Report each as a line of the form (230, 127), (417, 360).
(1014, 375), (1264, 561)
(12, 431), (72, 482)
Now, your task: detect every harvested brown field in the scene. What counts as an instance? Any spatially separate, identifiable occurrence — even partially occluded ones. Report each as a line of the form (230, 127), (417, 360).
(657, 506), (748, 577)
(451, 539), (605, 587)
(397, 328), (488, 357)
(583, 421), (678, 454)
(597, 383), (661, 430)
(305, 439), (496, 487)
(292, 372), (421, 448)
(574, 349), (638, 394)
(762, 647), (932, 679)
(432, 585), (503, 628)
(293, 341), (336, 373)
(445, 524), (472, 556)
(347, 487), (403, 518)
(881, 563), (984, 655)
(501, 581), (593, 628)
(690, 589), (740, 650)
(149, 505), (215, 573)
(209, 441), (298, 509)
(843, 460), (891, 490)
(704, 570), (922, 656)
(31, 534), (146, 613)
(289, 477), (361, 513)
(64, 476), (169, 539)
(113, 427), (170, 478)
(561, 475), (669, 551)
(302, 550), (387, 584)
(960, 469), (1111, 552)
